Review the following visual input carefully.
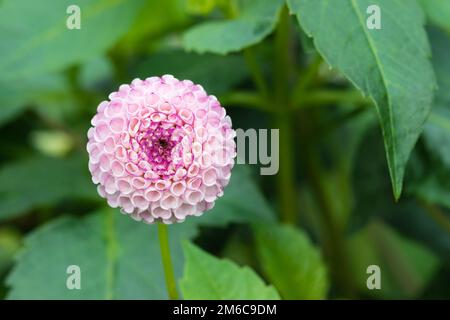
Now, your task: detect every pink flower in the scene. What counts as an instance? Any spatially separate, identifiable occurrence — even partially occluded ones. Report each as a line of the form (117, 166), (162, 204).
(87, 75), (236, 224)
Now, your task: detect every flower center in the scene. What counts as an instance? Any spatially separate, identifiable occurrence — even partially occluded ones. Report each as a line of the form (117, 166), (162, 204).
(132, 116), (192, 181)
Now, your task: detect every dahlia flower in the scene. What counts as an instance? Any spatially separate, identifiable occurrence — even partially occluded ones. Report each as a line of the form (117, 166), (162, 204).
(87, 75), (236, 224)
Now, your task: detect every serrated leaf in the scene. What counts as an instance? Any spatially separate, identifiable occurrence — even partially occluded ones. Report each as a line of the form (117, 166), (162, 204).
(136, 50), (248, 95)
(180, 241), (280, 299)
(0, 0), (144, 80)
(7, 209), (199, 299)
(182, 0), (284, 54)
(254, 224), (329, 299)
(419, 0), (450, 35)
(0, 155), (97, 221)
(288, 0), (436, 199)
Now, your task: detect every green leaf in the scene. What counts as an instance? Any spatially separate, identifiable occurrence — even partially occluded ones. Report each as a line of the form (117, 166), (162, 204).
(254, 224), (329, 299)
(7, 209), (199, 299)
(0, 0), (145, 80)
(79, 56), (114, 90)
(117, 0), (188, 53)
(194, 165), (276, 226)
(5, 164), (276, 298)
(136, 50), (248, 95)
(0, 74), (71, 126)
(180, 241), (280, 299)
(0, 155), (97, 221)
(182, 0), (284, 54)
(288, 0), (436, 198)
(419, 0), (450, 35)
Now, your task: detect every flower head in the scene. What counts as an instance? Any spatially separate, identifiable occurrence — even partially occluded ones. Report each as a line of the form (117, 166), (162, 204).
(87, 75), (236, 224)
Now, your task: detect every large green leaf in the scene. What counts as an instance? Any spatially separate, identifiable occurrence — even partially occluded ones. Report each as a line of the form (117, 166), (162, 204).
(0, 155), (97, 221)
(117, 0), (189, 53)
(420, 0), (450, 35)
(0, 0), (144, 80)
(136, 50), (248, 95)
(7, 209), (198, 299)
(6, 164), (276, 298)
(288, 0), (436, 198)
(182, 0), (284, 54)
(254, 224), (329, 299)
(0, 74), (72, 126)
(180, 241), (280, 299)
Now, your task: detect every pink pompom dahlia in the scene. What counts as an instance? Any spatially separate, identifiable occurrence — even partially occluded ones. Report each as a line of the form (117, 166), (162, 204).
(87, 75), (236, 224)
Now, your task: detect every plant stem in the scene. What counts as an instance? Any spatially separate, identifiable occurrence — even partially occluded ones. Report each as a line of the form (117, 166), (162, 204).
(219, 91), (271, 111)
(273, 6), (298, 224)
(157, 223), (179, 300)
(244, 48), (269, 98)
(294, 89), (371, 109)
(303, 147), (356, 296)
(292, 54), (322, 102)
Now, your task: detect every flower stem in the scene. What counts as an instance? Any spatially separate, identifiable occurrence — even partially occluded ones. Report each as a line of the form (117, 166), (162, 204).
(274, 6), (298, 224)
(244, 48), (269, 98)
(157, 223), (179, 300)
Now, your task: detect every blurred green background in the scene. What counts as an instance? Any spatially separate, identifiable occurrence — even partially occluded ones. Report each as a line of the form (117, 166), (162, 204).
(0, 0), (449, 300)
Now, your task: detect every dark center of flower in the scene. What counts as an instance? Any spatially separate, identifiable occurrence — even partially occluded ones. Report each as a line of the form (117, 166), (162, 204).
(159, 138), (169, 149)
(133, 118), (190, 180)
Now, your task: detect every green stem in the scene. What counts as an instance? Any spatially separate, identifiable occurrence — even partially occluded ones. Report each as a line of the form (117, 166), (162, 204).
(303, 147), (356, 296)
(244, 48), (269, 98)
(292, 54), (322, 102)
(274, 5), (297, 224)
(219, 91), (271, 111)
(294, 89), (371, 109)
(157, 223), (179, 300)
